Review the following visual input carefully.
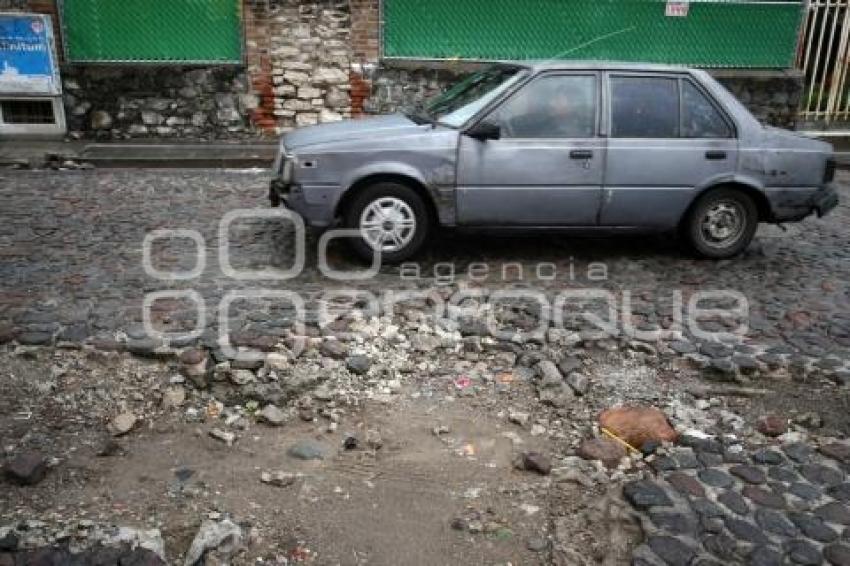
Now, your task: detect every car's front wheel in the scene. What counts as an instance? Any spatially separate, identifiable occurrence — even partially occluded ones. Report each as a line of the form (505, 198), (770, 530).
(684, 187), (758, 259)
(343, 182), (430, 263)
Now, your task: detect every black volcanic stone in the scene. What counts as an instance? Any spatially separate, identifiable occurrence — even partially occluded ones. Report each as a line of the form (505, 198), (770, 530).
(816, 502), (850, 526)
(785, 539), (822, 565)
(742, 485), (787, 509)
(755, 508), (798, 538)
(623, 480), (673, 510)
(829, 484), (850, 502)
(680, 434), (724, 454)
(824, 544), (850, 566)
(702, 533), (738, 562)
(790, 512), (840, 543)
(789, 482), (822, 501)
(754, 449), (785, 465)
(724, 516), (769, 544)
(647, 535), (697, 566)
(698, 468), (734, 488)
(730, 465), (767, 484)
(691, 498), (724, 519)
(750, 545), (783, 566)
(674, 449), (701, 469)
(649, 510), (699, 536)
(801, 464), (844, 488)
(769, 466), (801, 483)
(718, 490), (750, 516)
(783, 443), (814, 464)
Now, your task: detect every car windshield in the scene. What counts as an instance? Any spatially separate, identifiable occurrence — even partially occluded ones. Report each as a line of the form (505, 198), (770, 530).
(418, 65), (527, 128)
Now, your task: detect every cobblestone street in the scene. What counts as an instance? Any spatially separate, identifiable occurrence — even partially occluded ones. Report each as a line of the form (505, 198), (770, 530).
(1, 169), (850, 372)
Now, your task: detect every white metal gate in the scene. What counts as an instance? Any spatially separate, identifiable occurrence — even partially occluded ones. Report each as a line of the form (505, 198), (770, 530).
(797, 0), (850, 127)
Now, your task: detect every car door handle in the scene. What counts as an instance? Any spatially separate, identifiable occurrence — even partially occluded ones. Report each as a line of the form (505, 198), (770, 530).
(570, 150), (594, 160)
(705, 151), (727, 160)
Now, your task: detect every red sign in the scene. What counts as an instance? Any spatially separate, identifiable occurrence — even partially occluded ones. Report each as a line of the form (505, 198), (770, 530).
(665, 2), (690, 17)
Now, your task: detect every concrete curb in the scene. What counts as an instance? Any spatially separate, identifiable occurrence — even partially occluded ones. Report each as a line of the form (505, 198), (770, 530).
(1, 141), (277, 169)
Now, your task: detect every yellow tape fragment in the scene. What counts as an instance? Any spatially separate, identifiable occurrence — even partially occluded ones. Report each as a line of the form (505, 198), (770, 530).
(601, 427), (641, 454)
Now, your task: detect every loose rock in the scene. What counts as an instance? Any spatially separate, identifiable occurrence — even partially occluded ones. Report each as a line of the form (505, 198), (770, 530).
(514, 451), (552, 475)
(3, 453), (48, 486)
(576, 437), (626, 468)
(757, 415), (788, 437)
(257, 404), (286, 426)
(109, 412), (137, 437)
(183, 519), (243, 566)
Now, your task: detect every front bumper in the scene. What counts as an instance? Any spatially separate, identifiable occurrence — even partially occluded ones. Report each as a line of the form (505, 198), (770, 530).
(268, 178), (336, 228)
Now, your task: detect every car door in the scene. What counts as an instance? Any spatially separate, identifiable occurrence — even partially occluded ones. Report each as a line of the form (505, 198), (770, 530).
(600, 73), (739, 227)
(455, 72), (604, 225)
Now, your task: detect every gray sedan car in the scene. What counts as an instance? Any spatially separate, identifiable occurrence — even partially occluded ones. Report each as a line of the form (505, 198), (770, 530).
(270, 61), (838, 261)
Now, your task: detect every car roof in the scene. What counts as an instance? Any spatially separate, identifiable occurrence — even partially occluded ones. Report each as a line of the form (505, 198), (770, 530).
(496, 60), (695, 74)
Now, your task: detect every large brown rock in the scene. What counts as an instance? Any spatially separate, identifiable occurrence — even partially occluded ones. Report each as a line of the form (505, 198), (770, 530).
(598, 406), (678, 450)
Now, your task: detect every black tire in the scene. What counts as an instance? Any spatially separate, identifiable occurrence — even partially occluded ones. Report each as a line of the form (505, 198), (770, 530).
(684, 187), (758, 259)
(343, 182), (431, 263)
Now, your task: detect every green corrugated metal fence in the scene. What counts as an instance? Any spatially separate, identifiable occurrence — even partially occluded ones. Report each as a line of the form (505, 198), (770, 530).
(383, 0), (804, 68)
(61, 0), (242, 63)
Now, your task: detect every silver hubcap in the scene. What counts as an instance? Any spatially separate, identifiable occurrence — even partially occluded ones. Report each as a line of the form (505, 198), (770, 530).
(701, 200), (745, 247)
(359, 197), (416, 253)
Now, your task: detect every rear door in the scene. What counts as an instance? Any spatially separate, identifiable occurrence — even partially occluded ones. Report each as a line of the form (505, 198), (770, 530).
(456, 72), (604, 225)
(600, 73), (738, 227)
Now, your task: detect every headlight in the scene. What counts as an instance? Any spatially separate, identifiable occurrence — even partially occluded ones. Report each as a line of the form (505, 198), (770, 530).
(282, 157), (294, 183)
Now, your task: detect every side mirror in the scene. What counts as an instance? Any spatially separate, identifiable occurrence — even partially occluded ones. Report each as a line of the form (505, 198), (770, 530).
(465, 120), (501, 141)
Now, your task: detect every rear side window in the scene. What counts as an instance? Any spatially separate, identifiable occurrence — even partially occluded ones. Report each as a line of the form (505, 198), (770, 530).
(611, 76), (679, 138)
(682, 80), (732, 138)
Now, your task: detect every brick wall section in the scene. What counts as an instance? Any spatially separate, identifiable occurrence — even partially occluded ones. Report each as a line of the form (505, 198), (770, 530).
(350, 0), (379, 62)
(243, 1), (278, 134)
(349, 0), (380, 116)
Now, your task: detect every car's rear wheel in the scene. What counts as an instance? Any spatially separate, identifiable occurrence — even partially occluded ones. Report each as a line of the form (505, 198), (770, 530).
(684, 187), (758, 259)
(343, 182), (430, 263)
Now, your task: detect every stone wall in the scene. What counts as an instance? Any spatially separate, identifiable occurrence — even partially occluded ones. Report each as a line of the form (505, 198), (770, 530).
(362, 64), (805, 130)
(61, 67), (261, 139)
(363, 65), (469, 115)
(711, 70), (804, 130)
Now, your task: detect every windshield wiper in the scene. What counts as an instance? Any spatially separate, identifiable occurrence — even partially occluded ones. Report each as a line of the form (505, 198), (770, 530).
(402, 107), (435, 126)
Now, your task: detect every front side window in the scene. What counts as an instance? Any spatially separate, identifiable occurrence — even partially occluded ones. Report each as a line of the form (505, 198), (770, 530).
(489, 74), (597, 138)
(682, 80), (732, 138)
(611, 76), (679, 138)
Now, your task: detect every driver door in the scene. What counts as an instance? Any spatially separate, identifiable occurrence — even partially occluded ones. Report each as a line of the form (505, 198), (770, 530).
(456, 72), (604, 225)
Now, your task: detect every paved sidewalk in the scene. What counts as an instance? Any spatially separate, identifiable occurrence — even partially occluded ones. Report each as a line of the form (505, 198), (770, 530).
(0, 139), (277, 169)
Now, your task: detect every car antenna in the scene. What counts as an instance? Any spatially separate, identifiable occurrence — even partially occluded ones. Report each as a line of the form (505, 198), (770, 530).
(539, 26), (637, 64)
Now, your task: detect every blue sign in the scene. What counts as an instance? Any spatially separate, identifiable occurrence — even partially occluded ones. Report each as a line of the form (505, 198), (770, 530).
(0, 13), (60, 95)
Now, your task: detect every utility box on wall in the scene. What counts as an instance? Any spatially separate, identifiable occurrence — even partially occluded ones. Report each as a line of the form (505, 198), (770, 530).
(0, 12), (66, 137)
